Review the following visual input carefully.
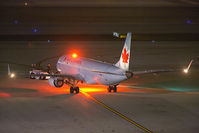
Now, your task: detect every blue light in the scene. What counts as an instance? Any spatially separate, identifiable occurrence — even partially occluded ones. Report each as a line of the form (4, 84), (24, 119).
(47, 40), (50, 43)
(14, 20), (18, 24)
(186, 20), (191, 24)
(33, 28), (38, 33)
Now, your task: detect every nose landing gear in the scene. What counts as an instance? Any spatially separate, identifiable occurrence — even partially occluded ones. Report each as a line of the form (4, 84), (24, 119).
(65, 80), (80, 94)
(70, 87), (79, 94)
(107, 85), (117, 92)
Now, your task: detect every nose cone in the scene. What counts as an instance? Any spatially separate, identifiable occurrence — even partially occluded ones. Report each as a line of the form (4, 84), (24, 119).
(125, 71), (133, 79)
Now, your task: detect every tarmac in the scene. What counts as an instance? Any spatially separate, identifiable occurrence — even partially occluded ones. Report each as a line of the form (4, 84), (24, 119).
(0, 40), (199, 133)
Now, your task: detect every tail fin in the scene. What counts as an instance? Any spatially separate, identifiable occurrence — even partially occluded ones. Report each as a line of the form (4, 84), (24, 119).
(115, 32), (132, 71)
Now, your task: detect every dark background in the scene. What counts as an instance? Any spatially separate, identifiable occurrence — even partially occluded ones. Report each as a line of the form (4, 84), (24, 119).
(0, 0), (199, 41)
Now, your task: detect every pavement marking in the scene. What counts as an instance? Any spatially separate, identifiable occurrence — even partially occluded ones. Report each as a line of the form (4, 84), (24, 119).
(81, 91), (152, 133)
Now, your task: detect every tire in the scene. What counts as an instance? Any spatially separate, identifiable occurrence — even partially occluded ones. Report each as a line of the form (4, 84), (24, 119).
(70, 87), (74, 93)
(75, 87), (79, 94)
(107, 87), (111, 92)
(30, 73), (35, 79)
(113, 85), (117, 92)
(40, 75), (46, 80)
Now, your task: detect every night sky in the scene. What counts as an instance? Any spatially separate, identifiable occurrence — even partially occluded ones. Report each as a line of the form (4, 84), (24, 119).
(0, 0), (198, 40)
(1, 0), (199, 7)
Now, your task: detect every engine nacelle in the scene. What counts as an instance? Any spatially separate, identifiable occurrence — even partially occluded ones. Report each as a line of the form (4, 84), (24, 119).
(48, 77), (64, 88)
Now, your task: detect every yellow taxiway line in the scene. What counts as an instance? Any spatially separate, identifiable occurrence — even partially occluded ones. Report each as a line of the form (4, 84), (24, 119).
(81, 91), (152, 133)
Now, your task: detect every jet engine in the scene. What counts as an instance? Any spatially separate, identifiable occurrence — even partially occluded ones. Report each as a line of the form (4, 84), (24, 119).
(125, 71), (133, 79)
(48, 77), (64, 88)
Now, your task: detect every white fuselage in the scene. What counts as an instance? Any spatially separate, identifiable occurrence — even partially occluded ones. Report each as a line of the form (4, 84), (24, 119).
(56, 55), (128, 85)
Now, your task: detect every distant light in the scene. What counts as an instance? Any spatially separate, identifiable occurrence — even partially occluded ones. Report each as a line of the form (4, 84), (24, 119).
(24, 2), (28, 6)
(33, 28), (38, 33)
(186, 20), (191, 24)
(120, 35), (127, 38)
(10, 73), (15, 78)
(183, 69), (188, 73)
(72, 53), (78, 58)
(47, 40), (50, 43)
(152, 40), (156, 43)
(14, 20), (18, 24)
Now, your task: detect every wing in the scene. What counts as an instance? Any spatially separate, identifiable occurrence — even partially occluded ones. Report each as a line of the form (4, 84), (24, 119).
(90, 70), (125, 76)
(133, 69), (175, 75)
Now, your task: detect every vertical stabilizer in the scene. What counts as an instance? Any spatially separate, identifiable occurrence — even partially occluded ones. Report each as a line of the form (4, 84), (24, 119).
(115, 32), (132, 70)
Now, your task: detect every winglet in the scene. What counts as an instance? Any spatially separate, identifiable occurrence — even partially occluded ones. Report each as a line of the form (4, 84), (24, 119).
(115, 32), (132, 70)
(8, 64), (15, 78)
(8, 64), (11, 76)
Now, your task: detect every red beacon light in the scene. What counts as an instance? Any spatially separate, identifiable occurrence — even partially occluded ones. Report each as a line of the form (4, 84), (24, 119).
(72, 53), (78, 58)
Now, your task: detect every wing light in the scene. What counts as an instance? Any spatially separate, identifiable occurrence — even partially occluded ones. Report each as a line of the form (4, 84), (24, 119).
(183, 59), (194, 74)
(10, 73), (15, 78)
(183, 69), (188, 73)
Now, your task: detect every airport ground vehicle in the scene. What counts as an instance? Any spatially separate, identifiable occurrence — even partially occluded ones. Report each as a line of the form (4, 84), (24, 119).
(29, 69), (50, 80)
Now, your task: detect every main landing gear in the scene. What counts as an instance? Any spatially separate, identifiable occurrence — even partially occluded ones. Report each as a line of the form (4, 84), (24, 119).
(107, 85), (117, 92)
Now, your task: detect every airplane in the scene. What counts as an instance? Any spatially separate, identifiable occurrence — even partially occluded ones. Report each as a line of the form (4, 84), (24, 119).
(48, 32), (134, 93)
(9, 32), (175, 94)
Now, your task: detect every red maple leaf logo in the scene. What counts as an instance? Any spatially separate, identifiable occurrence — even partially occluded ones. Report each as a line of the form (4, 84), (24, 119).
(122, 48), (129, 63)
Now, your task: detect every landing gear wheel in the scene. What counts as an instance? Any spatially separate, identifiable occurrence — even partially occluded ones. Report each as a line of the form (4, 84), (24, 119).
(113, 85), (117, 92)
(70, 87), (79, 94)
(107, 87), (112, 92)
(40, 75), (46, 80)
(75, 87), (79, 94)
(70, 87), (74, 94)
(107, 85), (117, 93)
(30, 73), (35, 79)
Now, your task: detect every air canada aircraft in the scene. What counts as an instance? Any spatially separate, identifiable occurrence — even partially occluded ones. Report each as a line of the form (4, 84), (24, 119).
(9, 32), (174, 94)
(48, 32), (134, 93)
